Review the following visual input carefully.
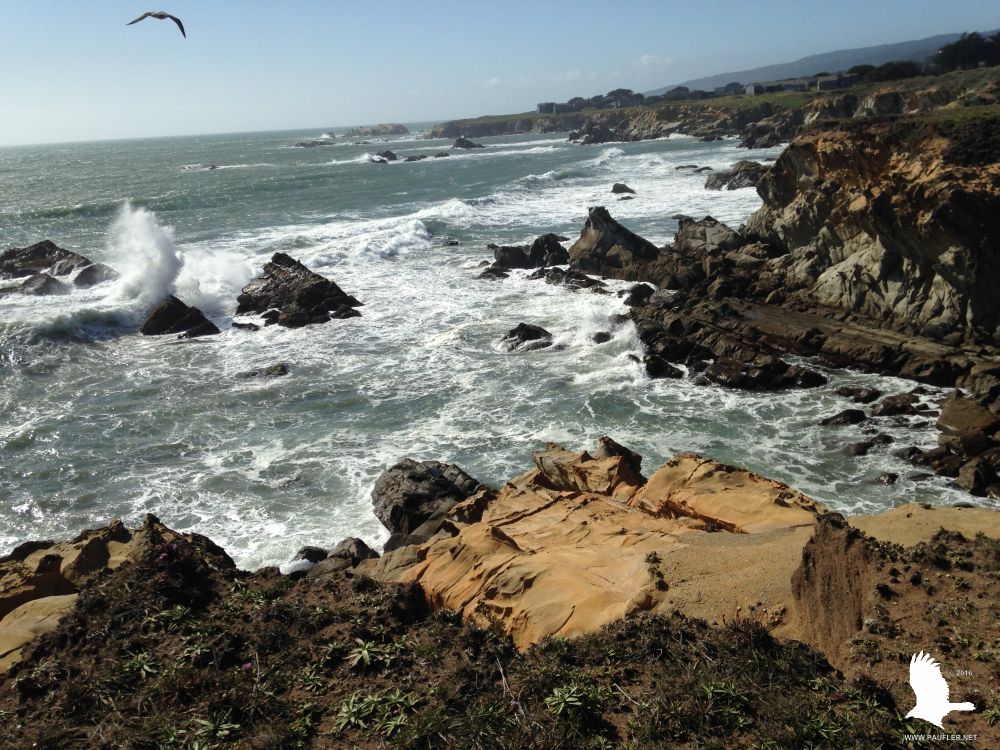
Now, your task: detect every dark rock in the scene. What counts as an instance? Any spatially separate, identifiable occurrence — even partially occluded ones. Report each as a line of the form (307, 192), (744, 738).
(376, 150), (397, 161)
(846, 440), (875, 456)
(0, 273), (70, 298)
(404, 155), (428, 162)
(835, 385), (883, 404)
(371, 458), (481, 537)
(674, 165), (698, 170)
(611, 183), (636, 195)
(434, 152), (450, 158)
(644, 354), (683, 379)
(622, 283), (655, 307)
(293, 546), (328, 563)
(501, 323), (553, 352)
(140, 296), (221, 339)
(453, 137), (484, 149)
(491, 244), (530, 269)
(819, 409), (867, 426)
(704, 161), (767, 191)
(529, 234), (569, 267)
(569, 207), (661, 273)
(875, 473), (899, 485)
(592, 331), (612, 343)
(619, 196), (634, 201)
(73, 263), (119, 287)
(235, 253), (362, 328)
(937, 396), (1000, 437)
(478, 264), (510, 280)
(527, 266), (607, 291)
(956, 456), (999, 496)
(871, 393), (921, 417)
(304, 537), (379, 577)
(593, 436), (644, 475)
(572, 122), (618, 145)
(0, 240), (94, 279)
(231, 321), (260, 332)
(237, 363), (290, 379)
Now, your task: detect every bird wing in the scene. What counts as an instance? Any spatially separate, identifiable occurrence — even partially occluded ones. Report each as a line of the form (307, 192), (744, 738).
(165, 14), (186, 38)
(910, 651), (950, 704)
(127, 12), (153, 26)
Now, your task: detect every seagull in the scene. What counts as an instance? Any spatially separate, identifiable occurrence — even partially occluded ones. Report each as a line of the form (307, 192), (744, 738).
(127, 11), (186, 38)
(905, 651), (975, 729)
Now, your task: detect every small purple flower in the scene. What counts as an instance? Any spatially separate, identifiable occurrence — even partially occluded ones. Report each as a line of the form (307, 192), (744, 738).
(158, 553), (168, 561)
(242, 662), (253, 672)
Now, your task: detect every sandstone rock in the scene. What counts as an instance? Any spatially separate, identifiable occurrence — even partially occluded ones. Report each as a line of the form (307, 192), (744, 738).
(937, 395), (1000, 436)
(140, 296), (220, 339)
(501, 323), (553, 351)
(235, 253), (362, 328)
(871, 393), (921, 417)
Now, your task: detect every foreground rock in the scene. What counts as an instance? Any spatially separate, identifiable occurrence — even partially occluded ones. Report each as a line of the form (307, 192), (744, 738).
(0, 240), (119, 293)
(501, 322), (554, 351)
(140, 296), (220, 339)
(235, 252), (362, 328)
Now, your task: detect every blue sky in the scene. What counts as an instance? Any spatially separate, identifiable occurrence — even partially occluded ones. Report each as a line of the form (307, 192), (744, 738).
(1, 1), (997, 145)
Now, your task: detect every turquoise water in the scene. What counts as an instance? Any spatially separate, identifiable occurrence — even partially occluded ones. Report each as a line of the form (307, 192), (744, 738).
(0, 126), (970, 567)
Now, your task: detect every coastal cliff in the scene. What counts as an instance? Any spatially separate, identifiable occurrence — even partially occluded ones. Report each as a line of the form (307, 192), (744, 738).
(2, 442), (998, 747)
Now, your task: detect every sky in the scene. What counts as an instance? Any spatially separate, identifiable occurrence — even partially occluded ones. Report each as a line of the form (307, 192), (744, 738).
(1, 1), (998, 146)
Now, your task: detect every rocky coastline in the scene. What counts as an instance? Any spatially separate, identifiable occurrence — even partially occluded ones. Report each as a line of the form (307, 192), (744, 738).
(3, 69), (1000, 749)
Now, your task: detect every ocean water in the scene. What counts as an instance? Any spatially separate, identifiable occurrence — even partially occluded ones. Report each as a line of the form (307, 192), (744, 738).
(0, 126), (974, 568)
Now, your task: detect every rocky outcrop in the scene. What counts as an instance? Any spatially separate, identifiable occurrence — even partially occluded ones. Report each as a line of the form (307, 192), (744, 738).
(0, 273), (70, 298)
(235, 252), (362, 328)
(0, 241), (118, 295)
(704, 160), (767, 190)
(611, 182), (636, 194)
(140, 296), (220, 339)
(0, 515), (233, 671)
(371, 458), (482, 552)
(488, 233), (569, 269)
(569, 207), (661, 273)
(376, 150), (397, 161)
(501, 323), (553, 351)
(345, 123), (410, 137)
(452, 137), (484, 149)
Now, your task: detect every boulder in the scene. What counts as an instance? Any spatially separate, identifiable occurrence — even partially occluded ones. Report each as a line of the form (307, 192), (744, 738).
(235, 253), (362, 328)
(0, 241), (93, 280)
(303, 537), (380, 577)
(819, 409), (867, 426)
(491, 244), (530, 269)
(478, 264), (510, 280)
(611, 183), (636, 194)
(871, 393), (921, 417)
(501, 323), (553, 352)
(376, 150), (398, 161)
(73, 263), (119, 287)
(140, 296), (220, 339)
(644, 354), (683, 379)
(0, 273), (70, 298)
(433, 152), (450, 158)
(569, 207), (661, 272)
(528, 233), (569, 267)
(835, 386), (883, 404)
(453, 137), (484, 149)
(704, 161), (767, 191)
(371, 458), (481, 539)
(956, 456), (999, 496)
(527, 267), (607, 291)
(622, 283), (655, 307)
(937, 396), (1000, 437)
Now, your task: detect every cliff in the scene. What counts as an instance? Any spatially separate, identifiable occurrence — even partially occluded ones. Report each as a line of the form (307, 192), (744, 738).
(2, 443), (998, 747)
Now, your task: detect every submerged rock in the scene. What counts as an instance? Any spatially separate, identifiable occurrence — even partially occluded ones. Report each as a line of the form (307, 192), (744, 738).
(235, 252), (362, 328)
(140, 296), (220, 339)
(236, 363), (290, 379)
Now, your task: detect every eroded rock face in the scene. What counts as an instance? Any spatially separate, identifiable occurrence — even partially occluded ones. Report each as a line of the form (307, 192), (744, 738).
(361, 440), (827, 648)
(704, 161), (768, 191)
(235, 253), (362, 328)
(140, 296), (220, 339)
(0, 516), (234, 670)
(569, 206), (661, 274)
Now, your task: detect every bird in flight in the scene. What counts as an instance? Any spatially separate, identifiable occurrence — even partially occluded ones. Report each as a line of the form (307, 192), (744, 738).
(905, 651), (975, 729)
(127, 11), (186, 38)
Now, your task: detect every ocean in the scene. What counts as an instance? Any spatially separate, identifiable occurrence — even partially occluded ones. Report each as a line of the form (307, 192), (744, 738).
(0, 126), (971, 568)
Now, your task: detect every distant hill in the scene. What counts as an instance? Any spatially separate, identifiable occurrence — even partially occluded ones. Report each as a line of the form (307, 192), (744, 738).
(646, 32), (970, 94)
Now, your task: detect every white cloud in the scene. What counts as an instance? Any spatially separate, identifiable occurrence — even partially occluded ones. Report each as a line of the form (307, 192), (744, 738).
(636, 54), (673, 70)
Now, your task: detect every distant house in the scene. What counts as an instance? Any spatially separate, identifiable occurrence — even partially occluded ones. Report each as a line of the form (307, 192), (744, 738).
(745, 83), (760, 96)
(537, 102), (557, 114)
(745, 78), (815, 95)
(816, 73), (859, 90)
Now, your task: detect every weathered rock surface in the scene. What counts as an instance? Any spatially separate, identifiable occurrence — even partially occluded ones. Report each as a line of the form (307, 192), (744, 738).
(489, 234), (568, 269)
(0, 516), (233, 670)
(235, 252), (362, 328)
(140, 296), (221, 339)
(0, 241), (93, 280)
(0, 273), (70, 298)
(569, 206), (661, 273)
(704, 160), (767, 190)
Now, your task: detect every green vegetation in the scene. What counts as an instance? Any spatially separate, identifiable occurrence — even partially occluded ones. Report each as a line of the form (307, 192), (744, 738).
(0, 531), (922, 749)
